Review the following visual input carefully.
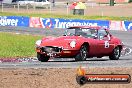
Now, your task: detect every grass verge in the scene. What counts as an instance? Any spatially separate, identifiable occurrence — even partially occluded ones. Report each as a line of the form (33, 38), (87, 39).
(0, 12), (132, 21)
(0, 32), (42, 58)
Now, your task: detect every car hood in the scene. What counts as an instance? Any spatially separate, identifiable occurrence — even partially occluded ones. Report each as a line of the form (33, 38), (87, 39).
(40, 36), (83, 47)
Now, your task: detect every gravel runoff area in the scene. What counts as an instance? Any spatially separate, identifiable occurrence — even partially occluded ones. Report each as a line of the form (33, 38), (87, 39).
(0, 67), (132, 88)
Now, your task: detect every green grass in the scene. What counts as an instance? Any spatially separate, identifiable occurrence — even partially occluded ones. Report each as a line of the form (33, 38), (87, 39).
(0, 12), (132, 21)
(0, 32), (42, 58)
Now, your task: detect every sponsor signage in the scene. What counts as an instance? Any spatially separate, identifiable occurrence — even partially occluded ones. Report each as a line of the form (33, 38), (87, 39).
(0, 16), (29, 27)
(1, 16), (132, 31)
(122, 21), (132, 31)
(110, 21), (124, 31)
(40, 18), (109, 29)
(76, 74), (131, 85)
(76, 66), (131, 85)
(29, 17), (43, 28)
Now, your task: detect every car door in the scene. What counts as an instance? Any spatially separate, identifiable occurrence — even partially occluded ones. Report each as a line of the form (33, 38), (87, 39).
(80, 28), (100, 56)
(84, 28), (101, 55)
(97, 28), (114, 55)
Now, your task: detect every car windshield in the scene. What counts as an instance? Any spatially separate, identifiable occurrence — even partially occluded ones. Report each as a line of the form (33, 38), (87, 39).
(64, 28), (97, 38)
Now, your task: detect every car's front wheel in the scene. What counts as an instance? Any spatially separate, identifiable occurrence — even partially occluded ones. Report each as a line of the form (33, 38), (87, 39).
(75, 45), (88, 61)
(37, 53), (50, 62)
(109, 46), (121, 60)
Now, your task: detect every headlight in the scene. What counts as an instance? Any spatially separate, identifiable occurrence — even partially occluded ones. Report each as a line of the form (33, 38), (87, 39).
(70, 41), (76, 48)
(35, 40), (42, 46)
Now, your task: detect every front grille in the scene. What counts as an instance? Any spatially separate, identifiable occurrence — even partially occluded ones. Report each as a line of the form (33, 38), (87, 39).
(41, 46), (62, 53)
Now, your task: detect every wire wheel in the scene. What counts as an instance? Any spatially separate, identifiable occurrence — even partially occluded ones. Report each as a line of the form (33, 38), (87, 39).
(109, 47), (120, 60)
(75, 45), (88, 61)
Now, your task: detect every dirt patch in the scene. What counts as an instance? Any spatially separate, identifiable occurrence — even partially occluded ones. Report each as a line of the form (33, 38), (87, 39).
(0, 67), (132, 88)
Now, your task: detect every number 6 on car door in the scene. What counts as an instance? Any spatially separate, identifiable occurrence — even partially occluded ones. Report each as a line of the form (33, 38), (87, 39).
(105, 41), (109, 48)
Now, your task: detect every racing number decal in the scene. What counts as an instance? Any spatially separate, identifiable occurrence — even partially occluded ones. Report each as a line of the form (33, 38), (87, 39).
(105, 41), (109, 48)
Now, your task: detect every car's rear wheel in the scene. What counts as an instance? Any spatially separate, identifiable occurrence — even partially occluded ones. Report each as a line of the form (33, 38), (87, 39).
(109, 46), (121, 60)
(37, 53), (50, 62)
(75, 45), (88, 61)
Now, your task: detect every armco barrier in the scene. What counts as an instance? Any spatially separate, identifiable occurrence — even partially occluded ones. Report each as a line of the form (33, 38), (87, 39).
(123, 21), (132, 31)
(0, 16), (29, 27)
(110, 21), (125, 31)
(0, 16), (132, 31)
(29, 17), (109, 29)
(40, 18), (110, 29)
(110, 21), (132, 31)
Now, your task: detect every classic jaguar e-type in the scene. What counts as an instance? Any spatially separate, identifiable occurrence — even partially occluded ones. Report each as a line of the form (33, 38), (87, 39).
(35, 26), (124, 62)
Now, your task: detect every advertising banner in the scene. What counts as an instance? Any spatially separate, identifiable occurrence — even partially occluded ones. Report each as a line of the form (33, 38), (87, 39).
(2, 16), (131, 31)
(0, 16), (29, 27)
(122, 21), (132, 31)
(109, 21), (125, 31)
(29, 17), (43, 28)
(40, 18), (109, 29)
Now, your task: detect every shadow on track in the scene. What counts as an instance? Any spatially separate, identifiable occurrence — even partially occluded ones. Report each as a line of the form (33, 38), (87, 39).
(48, 58), (109, 62)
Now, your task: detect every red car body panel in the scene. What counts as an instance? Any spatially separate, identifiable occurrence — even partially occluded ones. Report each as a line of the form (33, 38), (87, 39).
(36, 26), (123, 58)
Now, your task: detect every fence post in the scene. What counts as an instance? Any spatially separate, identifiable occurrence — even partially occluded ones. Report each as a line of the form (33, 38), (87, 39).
(1, 3), (3, 12)
(66, 2), (69, 16)
(17, 3), (19, 12)
(110, 0), (114, 6)
(26, 4), (28, 10)
(14, 5), (16, 9)
(33, 3), (35, 10)
(50, 3), (52, 14)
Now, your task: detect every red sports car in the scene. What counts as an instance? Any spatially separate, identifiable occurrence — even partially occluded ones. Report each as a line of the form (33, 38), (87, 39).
(35, 26), (124, 62)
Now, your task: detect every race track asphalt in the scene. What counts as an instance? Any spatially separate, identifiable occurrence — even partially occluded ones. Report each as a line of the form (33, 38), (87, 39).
(0, 26), (132, 68)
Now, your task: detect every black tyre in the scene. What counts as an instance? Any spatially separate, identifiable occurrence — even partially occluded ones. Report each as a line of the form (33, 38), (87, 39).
(76, 76), (87, 85)
(37, 53), (50, 62)
(109, 46), (121, 60)
(75, 45), (88, 61)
